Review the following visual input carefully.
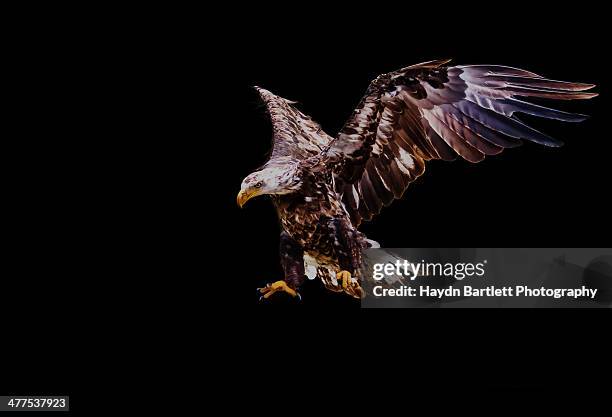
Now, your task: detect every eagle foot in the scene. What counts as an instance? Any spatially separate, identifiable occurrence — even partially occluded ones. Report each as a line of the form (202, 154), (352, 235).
(258, 280), (301, 301)
(336, 271), (364, 299)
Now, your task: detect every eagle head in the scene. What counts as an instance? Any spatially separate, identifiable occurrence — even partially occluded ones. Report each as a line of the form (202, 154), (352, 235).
(237, 162), (301, 208)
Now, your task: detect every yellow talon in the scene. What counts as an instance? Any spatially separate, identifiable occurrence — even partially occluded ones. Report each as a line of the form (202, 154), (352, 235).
(258, 280), (298, 299)
(336, 270), (364, 299)
(336, 270), (352, 289)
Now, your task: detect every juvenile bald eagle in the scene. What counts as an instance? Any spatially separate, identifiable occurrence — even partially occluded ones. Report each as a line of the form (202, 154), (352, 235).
(237, 59), (596, 300)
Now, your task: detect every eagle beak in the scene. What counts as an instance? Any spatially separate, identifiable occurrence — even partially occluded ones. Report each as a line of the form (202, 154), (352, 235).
(237, 189), (257, 208)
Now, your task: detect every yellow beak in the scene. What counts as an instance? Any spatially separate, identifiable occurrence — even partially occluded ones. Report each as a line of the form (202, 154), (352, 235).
(237, 189), (259, 208)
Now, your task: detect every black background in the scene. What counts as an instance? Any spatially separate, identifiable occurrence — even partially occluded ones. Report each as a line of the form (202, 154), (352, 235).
(2, 4), (610, 409)
(225, 7), (611, 307)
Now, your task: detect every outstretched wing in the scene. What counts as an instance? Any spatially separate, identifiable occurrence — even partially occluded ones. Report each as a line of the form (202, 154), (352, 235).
(255, 87), (333, 161)
(326, 60), (597, 226)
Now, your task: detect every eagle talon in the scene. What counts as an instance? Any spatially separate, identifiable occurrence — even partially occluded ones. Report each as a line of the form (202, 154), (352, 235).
(258, 280), (300, 300)
(336, 270), (353, 289)
(336, 270), (364, 298)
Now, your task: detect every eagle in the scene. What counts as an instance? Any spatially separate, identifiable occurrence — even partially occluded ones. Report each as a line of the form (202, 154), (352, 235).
(237, 59), (596, 300)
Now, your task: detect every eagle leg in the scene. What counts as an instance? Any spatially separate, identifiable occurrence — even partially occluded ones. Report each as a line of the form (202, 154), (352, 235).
(257, 232), (305, 301)
(331, 218), (366, 298)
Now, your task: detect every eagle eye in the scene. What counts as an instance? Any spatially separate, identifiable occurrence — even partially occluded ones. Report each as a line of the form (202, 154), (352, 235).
(254, 181), (263, 188)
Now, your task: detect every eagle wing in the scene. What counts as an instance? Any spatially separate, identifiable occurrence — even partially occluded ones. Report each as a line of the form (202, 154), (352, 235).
(326, 59), (597, 226)
(255, 87), (334, 161)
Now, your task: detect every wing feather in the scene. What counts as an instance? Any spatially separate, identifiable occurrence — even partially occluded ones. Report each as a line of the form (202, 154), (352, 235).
(254, 87), (333, 161)
(327, 61), (597, 226)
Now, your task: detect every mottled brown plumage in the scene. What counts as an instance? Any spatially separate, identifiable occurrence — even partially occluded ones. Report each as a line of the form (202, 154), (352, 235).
(238, 59), (597, 299)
